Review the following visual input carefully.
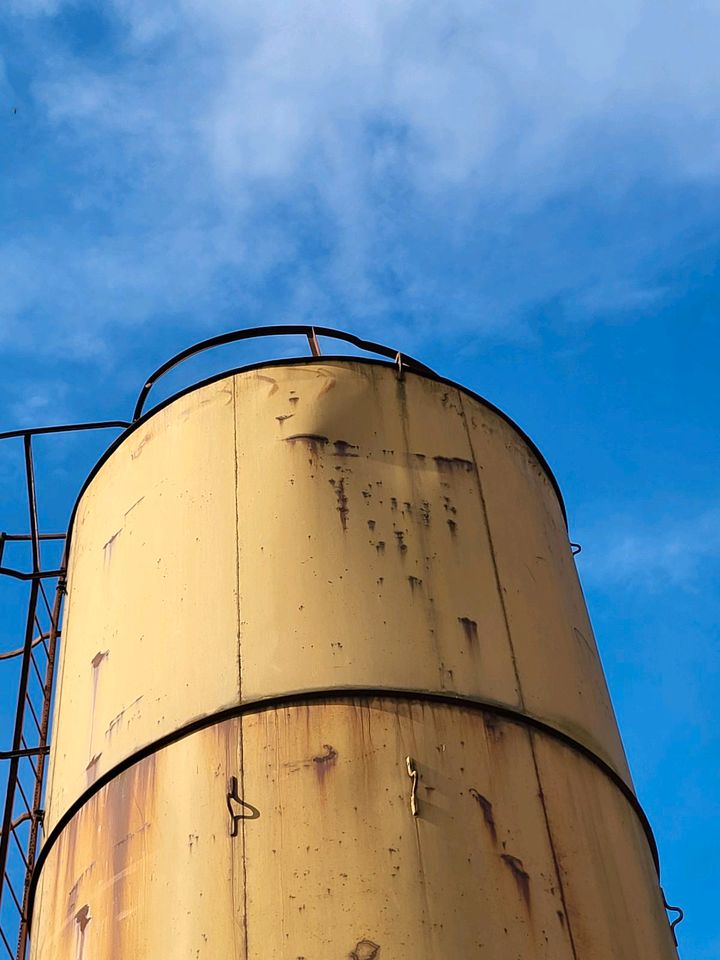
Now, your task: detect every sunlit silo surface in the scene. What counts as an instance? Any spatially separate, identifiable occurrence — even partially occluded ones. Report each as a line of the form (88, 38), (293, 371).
(29, 355), (679, 958)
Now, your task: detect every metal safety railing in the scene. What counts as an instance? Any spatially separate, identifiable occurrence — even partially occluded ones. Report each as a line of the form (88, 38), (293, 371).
(0, 424), (129, 960)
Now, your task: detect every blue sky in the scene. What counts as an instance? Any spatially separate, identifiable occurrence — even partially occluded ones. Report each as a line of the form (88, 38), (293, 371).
(1, 1), (719, 955)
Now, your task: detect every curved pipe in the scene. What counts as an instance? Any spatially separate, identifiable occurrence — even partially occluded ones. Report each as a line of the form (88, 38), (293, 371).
(132, 324), (437, 421)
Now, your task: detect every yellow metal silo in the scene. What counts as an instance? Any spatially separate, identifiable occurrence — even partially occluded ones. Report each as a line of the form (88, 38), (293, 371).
(27, 333), (679, 959)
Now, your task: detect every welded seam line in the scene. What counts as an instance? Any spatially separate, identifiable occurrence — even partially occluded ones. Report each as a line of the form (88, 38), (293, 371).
(527, 728), (580, 960)
(457, 392), (526, 710)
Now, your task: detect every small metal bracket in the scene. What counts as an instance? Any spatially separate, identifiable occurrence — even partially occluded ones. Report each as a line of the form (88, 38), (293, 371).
(405, 756), (419, 816)
(307, 328), (322, 358)
(226, 775), (260, 836)
(661, 888), (684, 946)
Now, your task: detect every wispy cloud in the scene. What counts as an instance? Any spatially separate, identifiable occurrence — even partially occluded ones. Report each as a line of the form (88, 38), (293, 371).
(2, 0), (720, 358)
(580, 508), (720, 590)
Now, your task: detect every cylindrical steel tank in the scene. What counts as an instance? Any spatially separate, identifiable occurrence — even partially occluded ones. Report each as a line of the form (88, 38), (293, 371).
(29, 356), (678, 959)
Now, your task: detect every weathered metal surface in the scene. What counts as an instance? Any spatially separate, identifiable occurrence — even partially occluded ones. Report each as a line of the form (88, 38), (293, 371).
(30, 702), (676, 959)
(43, 362), (631, 833)
(29, 358), (676, 959)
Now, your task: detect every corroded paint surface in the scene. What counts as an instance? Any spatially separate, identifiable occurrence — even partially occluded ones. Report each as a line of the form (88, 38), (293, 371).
(30, 702), (676, 959)
(44, 362), (630, 832)
(31, 360), (676, 959)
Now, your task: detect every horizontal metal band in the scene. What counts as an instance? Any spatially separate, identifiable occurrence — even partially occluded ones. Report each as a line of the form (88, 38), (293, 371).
(27, 688), (660, 928)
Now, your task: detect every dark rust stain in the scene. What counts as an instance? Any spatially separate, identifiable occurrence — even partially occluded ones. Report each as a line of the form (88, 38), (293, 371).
(458, 617), (478, 645)
(394, 530), (408, 554)
(313, 744), (338, 784)
(313, 744), (338, 765)
(447, 518), (457, 535)
(350, 940), (380, 960)
(434, 455), (473, 471)
(403, 501), (412, 514)
(413, 452), (426, 460)
(390, 497), (398, 511)
(484, 713), (503, 739)
(75, 904), (91, 960)
(375, 541), (385, 555)
(285, 433), (329, 448)
(130, 432), (151, 460)
(334, 440), (359, 457)
(276, 414), (294, 424)
(469, 789), (497, 843)
(420, 501), (431, 526)
(557, 909), (565, 928)
(501, 854), (531, 907)
(75, 904), (91, 932)
(408, 576), (422, 592)
(329, 478), (349, 530)
(102, 529), (121, 554)
(367, 519), (376, 531)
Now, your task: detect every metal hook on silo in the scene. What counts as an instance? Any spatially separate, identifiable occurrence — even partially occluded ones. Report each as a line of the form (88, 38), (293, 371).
(405, 756), (419, 816)
(226, 776), (261, 836)
(395, 352), (405, 381)
(661, 888), (684, 946)
(570, 542), (582, 556)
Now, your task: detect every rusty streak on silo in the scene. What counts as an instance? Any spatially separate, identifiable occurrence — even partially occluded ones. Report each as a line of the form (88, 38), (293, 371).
(27, 339), (679, 958)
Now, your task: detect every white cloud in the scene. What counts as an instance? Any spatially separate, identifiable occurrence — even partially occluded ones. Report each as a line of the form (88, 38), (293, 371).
(580, 508), (720, 590)
(2, 0), (720, 356)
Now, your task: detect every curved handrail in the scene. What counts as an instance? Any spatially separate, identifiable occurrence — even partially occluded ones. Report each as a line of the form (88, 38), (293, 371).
(132, 325), (436, 421)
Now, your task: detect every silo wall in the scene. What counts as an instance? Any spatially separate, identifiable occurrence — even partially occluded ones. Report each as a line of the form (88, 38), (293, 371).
(29, 360), (677, 959)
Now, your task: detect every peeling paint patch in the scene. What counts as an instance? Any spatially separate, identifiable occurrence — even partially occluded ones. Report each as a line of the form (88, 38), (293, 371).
(350, 940), (380, 960)
(334, 440), (359, 457)
(434, 456), (473, 471)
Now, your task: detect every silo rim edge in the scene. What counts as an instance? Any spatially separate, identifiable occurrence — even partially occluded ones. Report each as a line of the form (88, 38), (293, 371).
(64, 356), (569, 555)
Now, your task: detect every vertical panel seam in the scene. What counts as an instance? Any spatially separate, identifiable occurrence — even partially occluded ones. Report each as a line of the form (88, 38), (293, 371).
(239, 717), (249, 959)
(528, 730), (581, 960)
(232, 378), (242, 702)
(459, 391), (580, 956)
(457, 393), (525, 708)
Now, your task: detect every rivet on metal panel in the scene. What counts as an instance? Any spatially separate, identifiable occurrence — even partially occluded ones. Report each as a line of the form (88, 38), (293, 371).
(226, 775), (261, 837)
(661, 888), (684, 946)
(405, 756), (419, 816)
